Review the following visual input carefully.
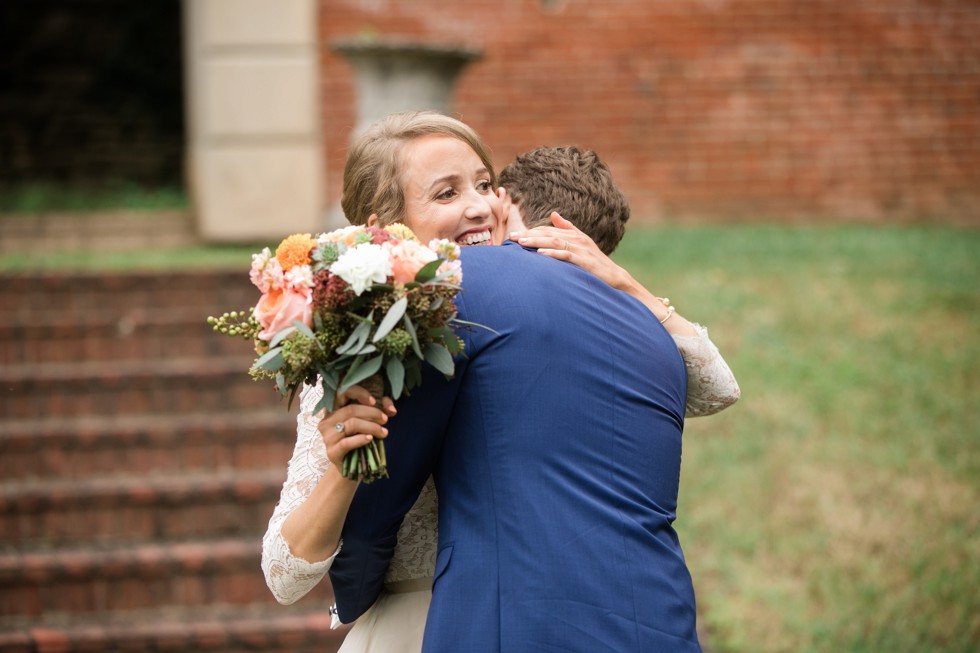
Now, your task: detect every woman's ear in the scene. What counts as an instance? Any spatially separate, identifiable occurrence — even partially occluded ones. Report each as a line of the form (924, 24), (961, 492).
(367, 214), (379, 227)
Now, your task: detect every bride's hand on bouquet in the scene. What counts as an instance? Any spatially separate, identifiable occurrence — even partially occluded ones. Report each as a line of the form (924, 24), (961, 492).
(511, 212), (632, 291)
(317, 384), (396, 475)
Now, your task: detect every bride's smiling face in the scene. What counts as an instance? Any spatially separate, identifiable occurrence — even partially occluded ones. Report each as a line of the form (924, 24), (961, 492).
(391, 134), (503, 247)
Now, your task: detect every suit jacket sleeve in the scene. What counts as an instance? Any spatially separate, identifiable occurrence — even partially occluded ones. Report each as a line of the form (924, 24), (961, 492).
(327, 346), (467, 623)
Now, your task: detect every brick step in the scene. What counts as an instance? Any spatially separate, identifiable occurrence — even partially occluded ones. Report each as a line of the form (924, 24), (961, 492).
(0, 470), (285, 547)
(0, 410), (296, 481)
(0, 357), (289, 420)
(0, 603), (344, 653)
(0, 270), (258, 320)
(0, 309), (256, 366)
(0, 538), (302, 619)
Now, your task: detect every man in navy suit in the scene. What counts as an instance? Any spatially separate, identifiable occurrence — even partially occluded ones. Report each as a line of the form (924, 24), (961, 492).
(330, 239), (701, 652)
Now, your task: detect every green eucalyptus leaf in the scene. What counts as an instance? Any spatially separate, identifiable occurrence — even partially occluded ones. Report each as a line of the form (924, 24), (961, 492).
(427, 327), (462, 354)
(316, 373), (339, 412)
(402, 315), (423, 359)
(268, 326), (296, 349)
(424, 343), (455, 376)
(287, 382), (301, 409)
(252, 346), (284, 372)
(340, 355), (384, 393)
(336, 320), (372, 355)
(373, 296), (408, 343)
(405, 360), (422, 390)
(414, 259), (442, 283)
(386, 356), (405, 399)
(429, 266), (460, 284)
(453, 318), (499, 335)
(292, 319), (317, 341)
(428, 326), (453, 340)
(343, 352), (364, 380)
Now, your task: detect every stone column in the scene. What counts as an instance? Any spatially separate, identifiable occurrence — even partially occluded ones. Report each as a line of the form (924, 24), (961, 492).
(184, 0), (325, 241)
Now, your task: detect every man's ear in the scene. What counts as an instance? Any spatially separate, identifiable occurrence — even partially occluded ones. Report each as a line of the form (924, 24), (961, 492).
(367, 214), (379, 227)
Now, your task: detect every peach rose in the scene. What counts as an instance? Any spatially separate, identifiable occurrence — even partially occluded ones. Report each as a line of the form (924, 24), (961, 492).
(254, 287), (312, 342)
(386, 240), (437, 284)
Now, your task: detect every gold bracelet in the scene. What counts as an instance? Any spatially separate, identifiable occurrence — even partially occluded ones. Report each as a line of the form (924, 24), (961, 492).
(660, 305), (675, 324)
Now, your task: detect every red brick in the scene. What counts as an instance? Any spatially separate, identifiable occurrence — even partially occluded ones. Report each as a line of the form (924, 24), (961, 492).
(317, 0), (980, 225)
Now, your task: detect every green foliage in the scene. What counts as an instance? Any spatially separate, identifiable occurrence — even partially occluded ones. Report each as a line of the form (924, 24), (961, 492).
(0, 244), (262, 272)
(0, 182), (187, 212)
(613, 224), (979, 653)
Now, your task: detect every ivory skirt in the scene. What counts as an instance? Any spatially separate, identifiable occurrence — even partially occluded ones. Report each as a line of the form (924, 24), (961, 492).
(338, 585), (432, 653)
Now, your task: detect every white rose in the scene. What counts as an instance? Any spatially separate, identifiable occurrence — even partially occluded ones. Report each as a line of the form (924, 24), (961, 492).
(329, 243), (392, 295)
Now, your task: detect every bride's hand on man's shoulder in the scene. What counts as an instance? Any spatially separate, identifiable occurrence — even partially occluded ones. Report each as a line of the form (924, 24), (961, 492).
(316, 385), (397, 474)
(511, 212), (631, 291)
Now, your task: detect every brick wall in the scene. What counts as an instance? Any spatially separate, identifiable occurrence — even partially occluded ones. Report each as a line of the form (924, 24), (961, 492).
(318, 0), (980, 225)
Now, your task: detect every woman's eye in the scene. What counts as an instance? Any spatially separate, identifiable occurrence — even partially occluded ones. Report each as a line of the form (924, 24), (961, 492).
(436, 188), (458, 201)
(477, 180), (493, 193)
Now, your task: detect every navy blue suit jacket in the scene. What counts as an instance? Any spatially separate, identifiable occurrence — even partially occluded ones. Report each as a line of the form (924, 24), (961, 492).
(329, 242), (700, 652)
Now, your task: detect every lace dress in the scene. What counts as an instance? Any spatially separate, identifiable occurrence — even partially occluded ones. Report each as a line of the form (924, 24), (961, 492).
(261, 324), (739, 652)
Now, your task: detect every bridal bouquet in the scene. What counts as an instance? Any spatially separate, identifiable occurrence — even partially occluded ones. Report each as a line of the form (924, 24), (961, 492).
(208, 224), (469, 482)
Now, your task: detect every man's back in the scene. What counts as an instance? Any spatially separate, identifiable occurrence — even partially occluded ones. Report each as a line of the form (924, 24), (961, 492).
(331, 242), (700, 652)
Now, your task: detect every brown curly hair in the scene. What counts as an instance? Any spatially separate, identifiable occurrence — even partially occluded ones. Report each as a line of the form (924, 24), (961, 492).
(499, 146), (629, 255)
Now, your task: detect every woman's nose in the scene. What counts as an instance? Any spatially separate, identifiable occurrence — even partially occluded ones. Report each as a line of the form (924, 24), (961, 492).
(462, 191), (493, 219)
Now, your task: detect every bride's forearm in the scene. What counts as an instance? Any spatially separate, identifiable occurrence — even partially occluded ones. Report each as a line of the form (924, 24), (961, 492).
(280, 464), (358, 564)
(616, 272), (699, 338)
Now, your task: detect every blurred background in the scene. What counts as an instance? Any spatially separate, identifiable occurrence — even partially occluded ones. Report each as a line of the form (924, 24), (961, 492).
(0, 1), (977, 652)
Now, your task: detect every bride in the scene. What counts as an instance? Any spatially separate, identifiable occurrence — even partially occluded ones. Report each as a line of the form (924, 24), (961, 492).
(261, 112), (740, 652)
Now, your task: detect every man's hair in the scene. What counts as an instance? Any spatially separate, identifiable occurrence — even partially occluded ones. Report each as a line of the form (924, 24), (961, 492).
(342, 111), (498, 227)
(499, 146), (629, 255)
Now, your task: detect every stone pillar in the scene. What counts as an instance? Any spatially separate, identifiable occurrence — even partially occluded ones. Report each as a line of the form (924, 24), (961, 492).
(184, 0), (325, 241)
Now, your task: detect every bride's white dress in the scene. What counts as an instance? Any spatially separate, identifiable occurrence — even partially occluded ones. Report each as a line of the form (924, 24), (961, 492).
(261, 324), (739, 653)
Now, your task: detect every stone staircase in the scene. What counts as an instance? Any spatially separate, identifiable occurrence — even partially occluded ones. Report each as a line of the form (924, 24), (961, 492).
(0, 270), (346, 652)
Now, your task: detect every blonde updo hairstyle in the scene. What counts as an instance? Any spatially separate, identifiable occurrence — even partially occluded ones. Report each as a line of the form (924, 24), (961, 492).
(341, 111), (497, 227)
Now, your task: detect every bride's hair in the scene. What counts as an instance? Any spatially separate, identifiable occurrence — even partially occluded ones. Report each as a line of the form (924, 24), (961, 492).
(342, 111), (497, 227)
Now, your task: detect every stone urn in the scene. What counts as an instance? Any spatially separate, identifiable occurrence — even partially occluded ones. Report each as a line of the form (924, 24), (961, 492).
(332, 38), (483, 136)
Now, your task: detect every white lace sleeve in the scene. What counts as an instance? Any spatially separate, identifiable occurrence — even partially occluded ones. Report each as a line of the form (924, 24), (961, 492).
(672, 323), (741, 418)
(261, 383), (338, 605)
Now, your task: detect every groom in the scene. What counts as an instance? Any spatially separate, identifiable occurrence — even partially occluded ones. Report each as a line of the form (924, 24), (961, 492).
(329, 239), (701, 651)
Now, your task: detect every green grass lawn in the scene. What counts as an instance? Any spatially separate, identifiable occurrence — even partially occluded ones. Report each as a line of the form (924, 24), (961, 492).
(0, 244), (262, 272)
(613, 225), (979, 653)
(0, 182), (188, 212)
(3, 222), (977, 651)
